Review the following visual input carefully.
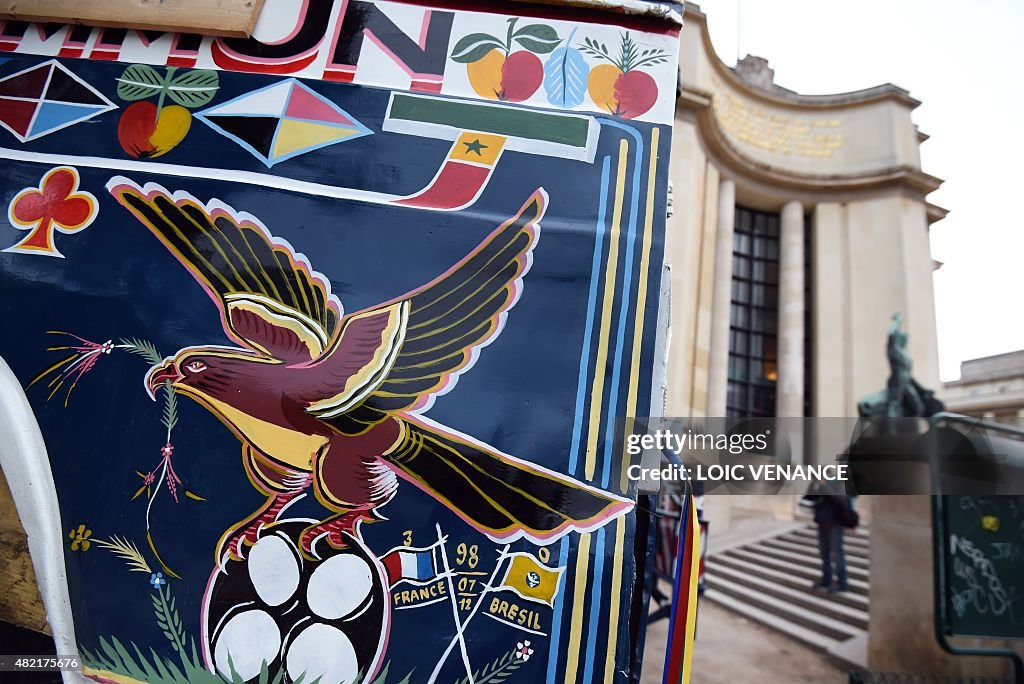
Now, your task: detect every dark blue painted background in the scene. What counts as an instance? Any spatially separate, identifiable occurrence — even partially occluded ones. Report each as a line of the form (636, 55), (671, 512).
(0, 53), (668, 683)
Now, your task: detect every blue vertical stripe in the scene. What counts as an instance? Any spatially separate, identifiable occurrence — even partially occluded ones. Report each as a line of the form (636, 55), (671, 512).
(546, 154), (612, 684)
(545, 537), (572, 684)
(582, 120), (645, 681)
(567, 154), (613, 476)
(598, 120), (644, 488)
(581, 527), (607, 684)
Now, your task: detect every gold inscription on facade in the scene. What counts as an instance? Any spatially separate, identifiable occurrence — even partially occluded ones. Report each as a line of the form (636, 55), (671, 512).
(711, 77), (844, 158)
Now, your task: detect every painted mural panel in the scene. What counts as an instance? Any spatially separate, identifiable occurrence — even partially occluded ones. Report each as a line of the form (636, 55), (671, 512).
(0, 1), (679, 683)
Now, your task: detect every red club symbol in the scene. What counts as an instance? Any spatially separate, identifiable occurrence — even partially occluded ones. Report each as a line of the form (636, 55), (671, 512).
(5, 166), (98, 258)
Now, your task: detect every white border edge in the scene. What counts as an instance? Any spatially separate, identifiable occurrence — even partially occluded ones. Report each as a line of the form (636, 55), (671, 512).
(0, 355), (83, 683)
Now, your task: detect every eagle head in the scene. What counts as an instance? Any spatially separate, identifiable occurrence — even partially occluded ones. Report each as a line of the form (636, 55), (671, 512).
(145, 351), (240, 403)
(143, 349), (304, 460)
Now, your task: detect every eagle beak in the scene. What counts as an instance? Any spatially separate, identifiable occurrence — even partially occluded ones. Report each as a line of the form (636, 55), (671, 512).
(145, 359), (182, 401)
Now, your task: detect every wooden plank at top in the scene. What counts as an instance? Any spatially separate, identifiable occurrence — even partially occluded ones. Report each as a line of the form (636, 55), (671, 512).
(0, 0), (266, 38)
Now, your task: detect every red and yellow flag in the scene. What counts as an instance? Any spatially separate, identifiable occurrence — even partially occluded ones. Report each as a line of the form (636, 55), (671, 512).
(662, 484), (701, 684)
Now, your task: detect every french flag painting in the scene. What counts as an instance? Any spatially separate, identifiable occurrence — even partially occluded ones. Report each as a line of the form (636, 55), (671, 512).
(382, 545), (440, 587)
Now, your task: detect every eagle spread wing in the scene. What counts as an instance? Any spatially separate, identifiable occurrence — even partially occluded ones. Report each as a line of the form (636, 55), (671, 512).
(302, 189), (546, 432)
(108, 177), (340, 364)
(110, 177), (545, 426)
(111, 181), (628, 541)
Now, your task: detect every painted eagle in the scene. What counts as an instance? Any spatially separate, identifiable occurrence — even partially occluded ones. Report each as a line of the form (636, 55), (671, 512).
(107, 178), (631, 560)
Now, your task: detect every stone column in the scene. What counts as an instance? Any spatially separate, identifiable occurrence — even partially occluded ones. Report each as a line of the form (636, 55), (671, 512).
(776, 201), (805, 415)
(706, 178), (735, 417)
(777, 200), (804, 463)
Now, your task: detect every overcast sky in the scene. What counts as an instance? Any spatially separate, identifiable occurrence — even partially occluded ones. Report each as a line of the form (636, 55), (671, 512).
(691, 0), (1024, 381)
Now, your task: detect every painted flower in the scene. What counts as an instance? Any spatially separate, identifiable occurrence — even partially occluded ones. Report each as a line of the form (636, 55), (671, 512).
(149, 572), (166, 588)
(140, 442), (183, 502)
(68, 524), (92, 551)
(164, 450), (183, 503)
(515, 640), (534, 661)
(28, 333), (117, 407)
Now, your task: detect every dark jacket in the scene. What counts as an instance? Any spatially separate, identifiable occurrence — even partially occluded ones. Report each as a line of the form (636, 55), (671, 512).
(810, 495), (851, 527)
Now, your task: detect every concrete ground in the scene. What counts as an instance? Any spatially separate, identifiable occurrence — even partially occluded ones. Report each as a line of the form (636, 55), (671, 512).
(640, 593), (848, 684)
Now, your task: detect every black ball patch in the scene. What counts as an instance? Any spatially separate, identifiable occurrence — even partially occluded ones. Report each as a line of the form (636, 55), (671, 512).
(203, 521), (389, 683)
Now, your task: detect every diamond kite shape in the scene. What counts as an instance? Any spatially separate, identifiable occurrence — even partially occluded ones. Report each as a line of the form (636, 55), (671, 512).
(196, 79), (372, 167)
(0, 60), (116, 142)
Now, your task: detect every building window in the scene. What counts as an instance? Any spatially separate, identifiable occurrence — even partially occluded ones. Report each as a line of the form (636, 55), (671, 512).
(727, 206), (779, 417)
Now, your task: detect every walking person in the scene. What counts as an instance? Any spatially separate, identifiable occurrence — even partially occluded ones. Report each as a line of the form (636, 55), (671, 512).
(803, 481), (857, 593)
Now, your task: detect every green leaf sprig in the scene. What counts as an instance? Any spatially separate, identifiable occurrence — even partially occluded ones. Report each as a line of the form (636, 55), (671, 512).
(578, 32), (668, 72)
(451, 18), (561, 63)
(116, 64), (219, 112)
(451, 647), (525, 684)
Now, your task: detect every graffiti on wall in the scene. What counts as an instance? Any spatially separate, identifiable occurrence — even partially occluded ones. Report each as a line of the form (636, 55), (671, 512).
(0, 1), (678, 683)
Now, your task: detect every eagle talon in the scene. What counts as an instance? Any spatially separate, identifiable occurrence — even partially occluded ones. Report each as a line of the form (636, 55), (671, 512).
(299, 511), (370, 557)
(216, 491), (303, 564)
(216, 524), (260, 563)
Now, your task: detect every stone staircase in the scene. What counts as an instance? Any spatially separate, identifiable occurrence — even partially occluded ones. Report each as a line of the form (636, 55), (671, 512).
(703, 523), (870, 664)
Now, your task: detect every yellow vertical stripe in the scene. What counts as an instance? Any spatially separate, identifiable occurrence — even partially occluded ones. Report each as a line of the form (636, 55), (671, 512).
(602, 516), (627, 682)
(682, 496), (701, 682)
(562, 532), (592, 684)
(584, 139), (629, 481)
(605, 128), (661, 682)
(620, 127), (660, 492)
(564, 139), (629, 684)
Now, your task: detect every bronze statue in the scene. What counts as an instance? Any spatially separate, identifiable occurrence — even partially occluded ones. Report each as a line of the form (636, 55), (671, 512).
(857, 313), (944, 418)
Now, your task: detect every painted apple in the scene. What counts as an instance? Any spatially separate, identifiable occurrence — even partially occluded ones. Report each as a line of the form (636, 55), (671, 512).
(501, 51), (543, 101)
(466, 48), (504, 100)
(580, 32), (667, 119)
(468, 48), (543, 102)
(114, 64), (218, 158)
(453, 20), (560, 102)
(117, 101), (191, 159)
(588, 64), (659, 119)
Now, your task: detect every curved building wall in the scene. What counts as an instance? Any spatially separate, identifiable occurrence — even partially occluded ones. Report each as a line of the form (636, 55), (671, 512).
(667, 4), (944, 427)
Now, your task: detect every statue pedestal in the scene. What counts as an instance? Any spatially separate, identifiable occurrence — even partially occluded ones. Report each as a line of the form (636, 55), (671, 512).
(868, 496), (1023, 676)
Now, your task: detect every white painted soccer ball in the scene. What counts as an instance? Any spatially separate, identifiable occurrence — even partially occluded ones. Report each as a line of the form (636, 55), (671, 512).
(202, 520), (389, 684)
